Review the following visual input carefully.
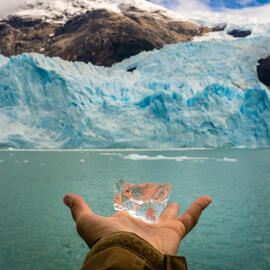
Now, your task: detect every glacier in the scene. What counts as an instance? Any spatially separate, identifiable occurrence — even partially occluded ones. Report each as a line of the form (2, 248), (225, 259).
(0, 36), (270, 148)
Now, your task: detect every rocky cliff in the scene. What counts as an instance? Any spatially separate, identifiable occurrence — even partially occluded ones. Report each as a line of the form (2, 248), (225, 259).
(0, 6), (216, 66)
(257, 56), (270, 87)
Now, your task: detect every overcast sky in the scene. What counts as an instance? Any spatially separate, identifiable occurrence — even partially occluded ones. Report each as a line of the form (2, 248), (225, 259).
(0, 0), (26, 17)
(1, 0), (270, 21)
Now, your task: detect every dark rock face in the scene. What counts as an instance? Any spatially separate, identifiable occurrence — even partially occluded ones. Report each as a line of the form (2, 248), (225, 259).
(7, 16), (43, 28)
(127, 66), (137, 72)
(257, 56), (270, 87)
(211, 24), (226, 32)
(227, 29), (251, 38)
(0, 17), (58, 57)
(0, 8), (215, 66)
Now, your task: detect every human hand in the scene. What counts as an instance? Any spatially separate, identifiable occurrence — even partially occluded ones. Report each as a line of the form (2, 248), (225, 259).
(63, 194), (212, 256)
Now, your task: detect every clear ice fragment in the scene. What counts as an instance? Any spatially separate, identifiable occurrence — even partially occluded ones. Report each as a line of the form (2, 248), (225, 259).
(114, 178), (172, 223)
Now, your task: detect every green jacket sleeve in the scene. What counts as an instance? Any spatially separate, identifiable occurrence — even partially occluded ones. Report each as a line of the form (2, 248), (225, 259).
(81, 232), (188, 270)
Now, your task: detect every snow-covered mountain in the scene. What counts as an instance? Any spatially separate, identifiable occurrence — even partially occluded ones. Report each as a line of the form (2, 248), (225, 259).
(5, 0), (270, 37)
(0, 0), (218, 66)
(1, 0), (269, 66)
(6, 0), (177, 24)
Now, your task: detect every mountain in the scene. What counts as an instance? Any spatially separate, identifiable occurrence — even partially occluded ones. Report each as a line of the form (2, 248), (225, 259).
(0, 0), (221, 66)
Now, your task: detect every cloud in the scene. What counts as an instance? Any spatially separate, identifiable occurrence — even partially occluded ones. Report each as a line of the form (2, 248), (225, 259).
(224, 3), (270, 22)
(151, 0), (212, 12)
(171, 0), (212, 12)
(150, 0), (270, 23)
(0, 0), (28, 17)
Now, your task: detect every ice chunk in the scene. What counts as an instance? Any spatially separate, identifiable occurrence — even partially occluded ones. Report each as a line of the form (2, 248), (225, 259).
(114, 178), (172, 223)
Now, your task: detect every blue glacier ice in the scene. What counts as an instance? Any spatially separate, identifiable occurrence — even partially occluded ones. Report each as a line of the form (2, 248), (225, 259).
(0, 36), (269, 148)
(0, 55), (8, 67)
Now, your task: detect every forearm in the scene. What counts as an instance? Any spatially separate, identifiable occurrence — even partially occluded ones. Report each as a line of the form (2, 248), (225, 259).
(81, 232), (188, 270)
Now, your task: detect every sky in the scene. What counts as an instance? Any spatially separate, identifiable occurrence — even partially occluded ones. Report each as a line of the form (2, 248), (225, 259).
(0, 0), (26, 17)
(148, 0), (269, 10)
(0, 0), (270, 21)
(148, 0), (270, 21)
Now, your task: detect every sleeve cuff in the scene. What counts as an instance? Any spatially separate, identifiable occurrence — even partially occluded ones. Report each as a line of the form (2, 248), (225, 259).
(82, 231), (188, 270)
(84, 231), (164, 269)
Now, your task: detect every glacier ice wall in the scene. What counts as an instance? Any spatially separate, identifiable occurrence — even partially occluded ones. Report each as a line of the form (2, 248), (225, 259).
(0, 55), (8, 67)
(0, 37), (270, 148)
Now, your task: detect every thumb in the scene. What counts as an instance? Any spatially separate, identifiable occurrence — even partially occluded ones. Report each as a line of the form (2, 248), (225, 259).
(63, 193), (95, 221)
(178, 196), (212, 238)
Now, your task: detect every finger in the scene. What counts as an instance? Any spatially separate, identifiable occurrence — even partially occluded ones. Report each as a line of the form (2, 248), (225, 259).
(158, 202), (180, 221)
(63, 193), (95, 221)
(178, 196), (212, 237)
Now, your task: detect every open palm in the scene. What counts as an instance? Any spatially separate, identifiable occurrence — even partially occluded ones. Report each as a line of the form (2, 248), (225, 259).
(63, 194), (212, 255)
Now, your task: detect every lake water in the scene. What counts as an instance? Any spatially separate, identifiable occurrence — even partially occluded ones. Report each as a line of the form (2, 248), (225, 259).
(0, 148), (270, 270)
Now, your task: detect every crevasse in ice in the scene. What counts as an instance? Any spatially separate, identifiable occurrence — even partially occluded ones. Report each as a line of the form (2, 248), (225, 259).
(114, 178), (172, 223)
(0, 36), (269, 148)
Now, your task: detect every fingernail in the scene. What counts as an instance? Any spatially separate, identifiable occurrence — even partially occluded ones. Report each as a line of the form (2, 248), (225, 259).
(63, 195), (73, 208)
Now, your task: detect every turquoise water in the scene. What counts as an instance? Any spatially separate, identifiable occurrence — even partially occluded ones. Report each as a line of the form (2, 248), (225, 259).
(0, 149), (270, 270)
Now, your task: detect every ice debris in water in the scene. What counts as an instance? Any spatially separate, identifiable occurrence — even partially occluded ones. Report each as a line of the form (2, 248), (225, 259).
(114, 178), (172, 223)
